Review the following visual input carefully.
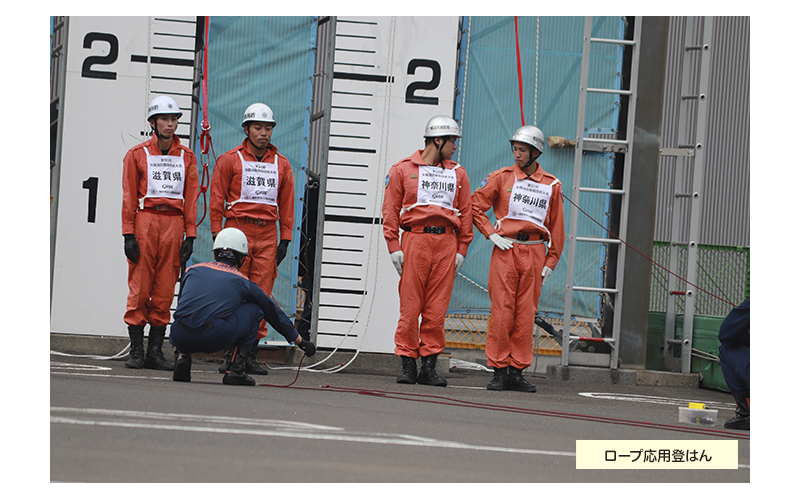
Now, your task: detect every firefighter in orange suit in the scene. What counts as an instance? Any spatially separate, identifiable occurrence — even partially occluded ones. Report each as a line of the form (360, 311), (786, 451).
(471, 125), (564, 392)
(122, 95), (199, 370)
(382, 115), (473, 387)
(209, 103), (294, 375)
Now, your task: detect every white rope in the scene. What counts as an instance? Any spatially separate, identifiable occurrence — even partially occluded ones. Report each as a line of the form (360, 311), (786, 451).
(534, 16), (540, 126)
(271, 17), (400, 375)
(50, 343), (131, 361)
(691, 348), (720, 363)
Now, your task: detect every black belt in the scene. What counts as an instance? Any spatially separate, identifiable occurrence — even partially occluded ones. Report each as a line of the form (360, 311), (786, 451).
(243, 217), (272, 227)
(401, 226), (452, 234)
(516, 233), (530, 242)
(142, 205), (182, 216)
(178, 320), (213, 332)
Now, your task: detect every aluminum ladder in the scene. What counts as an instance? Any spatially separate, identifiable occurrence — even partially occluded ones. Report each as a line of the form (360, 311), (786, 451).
(660, 17), (714, 374)
(561, 17), (642, 368)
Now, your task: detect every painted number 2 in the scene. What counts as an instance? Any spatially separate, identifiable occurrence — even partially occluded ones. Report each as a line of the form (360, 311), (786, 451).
(82, 32), (119, 80)
(405, 59), (441, 105)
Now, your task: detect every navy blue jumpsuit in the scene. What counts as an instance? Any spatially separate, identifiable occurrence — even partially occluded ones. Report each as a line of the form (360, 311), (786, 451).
(169, 261), (300, 354)
(718, 297), (750, 396)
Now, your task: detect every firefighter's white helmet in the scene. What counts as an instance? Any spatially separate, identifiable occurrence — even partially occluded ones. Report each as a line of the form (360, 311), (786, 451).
(424, 115), (462, 138)
(242, 102), (277, 127)
(148, 96), (182, 120)
(510, 125), (545, 153)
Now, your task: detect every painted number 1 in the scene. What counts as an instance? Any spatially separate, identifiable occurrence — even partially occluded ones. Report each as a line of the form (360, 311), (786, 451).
(83, 177), (98, 223)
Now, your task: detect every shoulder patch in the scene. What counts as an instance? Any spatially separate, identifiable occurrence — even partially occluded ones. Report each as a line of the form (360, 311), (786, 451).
(385, 174), (391, 189)
(479, 177), (488, 189)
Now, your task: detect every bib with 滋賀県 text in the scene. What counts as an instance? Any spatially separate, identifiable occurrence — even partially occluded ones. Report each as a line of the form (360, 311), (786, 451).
(415, 165), (457, 211)
(144, 152), (185, 200)
(505, 178), (552, 229)
(238, 151), (279, 206)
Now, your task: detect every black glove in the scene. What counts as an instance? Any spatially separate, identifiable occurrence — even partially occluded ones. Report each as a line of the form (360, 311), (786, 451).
(276, 239), (290, 265)
(179, 237), (195, 264)
(124, 234), (140, 263)
(297, 339), (316, 357)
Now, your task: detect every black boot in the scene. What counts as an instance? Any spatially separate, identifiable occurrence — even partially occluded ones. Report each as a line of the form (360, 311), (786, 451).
(143, 326), (174, 370)
(245, 341), (269, 375)
(222, 346), (256, 386)
(218, 345), (235, 373)
(724, 393), (750, 430)
(396, 356), (417, 384)
(506, 366), (536, 393)
(173, 351), (192, 382)
(486, 367), (508, 391)
(417, 354), (447, 387)
(124, 325), (145, 369)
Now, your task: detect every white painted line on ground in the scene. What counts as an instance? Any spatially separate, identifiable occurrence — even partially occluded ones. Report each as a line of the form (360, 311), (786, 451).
(50, 362), (112, 371)
(50, 407), (576, 459)
(579, 392), (736, 411)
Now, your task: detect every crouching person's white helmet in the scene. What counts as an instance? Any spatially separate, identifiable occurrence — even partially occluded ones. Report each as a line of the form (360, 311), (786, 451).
(214, 228), (248, 258)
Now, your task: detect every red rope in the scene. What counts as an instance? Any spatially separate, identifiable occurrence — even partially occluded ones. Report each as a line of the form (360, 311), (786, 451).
(259, 354), (306, 388)
(561, 191), (737, 308)
(196, 16), (213, 226)
(515, 16), (526, 126)
(266, 384), (749, 440)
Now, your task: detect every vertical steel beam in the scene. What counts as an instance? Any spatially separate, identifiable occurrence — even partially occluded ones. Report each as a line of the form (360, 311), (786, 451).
(616, 17), (669, 368)
(308, 17), (336, 344)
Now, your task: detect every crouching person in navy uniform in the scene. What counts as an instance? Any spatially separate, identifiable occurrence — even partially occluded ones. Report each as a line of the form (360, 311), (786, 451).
(169, 228), (316, 385)
(718, 297), (750, 430)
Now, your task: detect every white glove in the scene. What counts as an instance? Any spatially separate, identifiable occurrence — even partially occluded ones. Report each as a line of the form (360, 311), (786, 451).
(541, 266), (553, 286)
(390, 250), (404, 276)
(488, 233), (514, 251)
(455, 253), (465, 273)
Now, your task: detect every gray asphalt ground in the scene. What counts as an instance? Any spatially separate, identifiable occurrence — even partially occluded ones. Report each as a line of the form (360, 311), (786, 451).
(49, 349), (751, 489)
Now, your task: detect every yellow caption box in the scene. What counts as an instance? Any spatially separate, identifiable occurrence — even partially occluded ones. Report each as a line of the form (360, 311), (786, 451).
(576, 440), (738, 469)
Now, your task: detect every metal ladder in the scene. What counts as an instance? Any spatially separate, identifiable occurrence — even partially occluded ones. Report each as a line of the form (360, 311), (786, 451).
(660, 17), (714, 374)
(561, 17), (641, 368)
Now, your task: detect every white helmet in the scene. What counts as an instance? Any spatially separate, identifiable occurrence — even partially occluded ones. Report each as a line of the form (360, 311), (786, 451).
(510, 125), (545, 153)
(213, 228), (248, 256)
(424, 115), (462, 138)
(242, 103), (276, 127)
(148, 96), (182, 120)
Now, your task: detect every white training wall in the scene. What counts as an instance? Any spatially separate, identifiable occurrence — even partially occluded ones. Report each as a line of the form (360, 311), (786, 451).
(51, 17), (198, 336)
(315, 17), (461, 354)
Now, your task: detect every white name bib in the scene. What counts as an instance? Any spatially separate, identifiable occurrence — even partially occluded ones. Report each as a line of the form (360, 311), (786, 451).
(238, 151), (279, 206)
(144, 150), (185, 200)
(505, 178), (552, 228)
(415, 165), (457, 211)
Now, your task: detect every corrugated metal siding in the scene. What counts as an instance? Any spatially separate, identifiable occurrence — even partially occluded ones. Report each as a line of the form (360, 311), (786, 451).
(654, 16), (750, 247)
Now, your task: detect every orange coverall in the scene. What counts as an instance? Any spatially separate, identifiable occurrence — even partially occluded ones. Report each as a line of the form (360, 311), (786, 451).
(209, 139), (294, 339)
(121, 134), (199, 328)
(471, 162), (564, 369)
(382, 150), (473, 358)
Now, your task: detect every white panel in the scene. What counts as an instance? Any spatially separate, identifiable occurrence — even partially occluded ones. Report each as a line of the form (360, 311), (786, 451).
(317, 16), (460, 353)
(51, 17), (197, 336)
